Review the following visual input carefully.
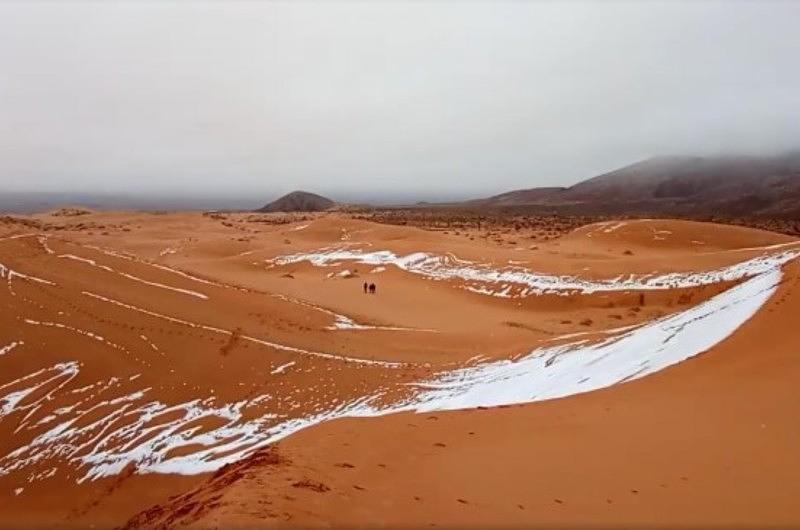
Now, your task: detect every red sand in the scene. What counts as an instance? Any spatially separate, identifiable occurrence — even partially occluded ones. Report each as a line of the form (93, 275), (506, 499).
(1, 211), (798, 528)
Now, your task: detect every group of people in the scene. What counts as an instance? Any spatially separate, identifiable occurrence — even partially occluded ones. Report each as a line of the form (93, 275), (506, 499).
(363, 282), (377, 294)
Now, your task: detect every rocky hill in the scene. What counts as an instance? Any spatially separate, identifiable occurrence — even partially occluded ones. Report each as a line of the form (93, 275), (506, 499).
(257, 191), (335, 213)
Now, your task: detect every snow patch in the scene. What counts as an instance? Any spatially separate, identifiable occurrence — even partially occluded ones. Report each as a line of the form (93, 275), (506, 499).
(0, 341), (22, 357)
(271, 362), (295, 374)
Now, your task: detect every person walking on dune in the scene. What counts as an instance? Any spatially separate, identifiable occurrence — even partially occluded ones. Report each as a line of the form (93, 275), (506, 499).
(369, 283), (376, 294)
(363, 281), (368, 294)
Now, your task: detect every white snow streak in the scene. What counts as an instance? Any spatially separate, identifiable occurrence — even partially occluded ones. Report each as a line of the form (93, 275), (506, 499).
(58, 253), (209, 299)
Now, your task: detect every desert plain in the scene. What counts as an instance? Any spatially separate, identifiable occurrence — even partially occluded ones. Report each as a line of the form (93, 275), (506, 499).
(1, 208), (799, 529)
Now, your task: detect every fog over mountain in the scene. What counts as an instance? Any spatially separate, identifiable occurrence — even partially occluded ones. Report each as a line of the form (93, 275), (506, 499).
(1, 1), (799, 202)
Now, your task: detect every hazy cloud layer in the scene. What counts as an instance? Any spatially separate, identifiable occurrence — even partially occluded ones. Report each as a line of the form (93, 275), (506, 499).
(1, 1), (798, 202)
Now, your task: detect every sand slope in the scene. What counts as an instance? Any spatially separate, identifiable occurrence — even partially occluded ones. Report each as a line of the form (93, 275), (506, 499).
(0, 211), (798, 528)
(126, 260), (800, 528)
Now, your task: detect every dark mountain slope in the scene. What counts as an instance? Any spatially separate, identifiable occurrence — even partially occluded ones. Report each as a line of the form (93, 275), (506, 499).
(473, 152), (800, 217)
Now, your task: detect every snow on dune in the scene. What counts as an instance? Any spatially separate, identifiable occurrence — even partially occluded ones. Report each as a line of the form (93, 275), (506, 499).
(74, 243), (243, 291)
(24, 319), (129, 353)
(58, 254), (209, 299)
(265, 246), (800, 297)
(327, 313), (427, 332)
(80, 291), (405, 367)
(0, 341), (22, 357)
(0, 264), (784, 482)
(0, 262), (56, 286)
(0, 362), (80, 418)
(603, 221), (627, 233)
(406, 267), (779, 411)
(271, 292), (428, 332)
(271, 361), (295, 374)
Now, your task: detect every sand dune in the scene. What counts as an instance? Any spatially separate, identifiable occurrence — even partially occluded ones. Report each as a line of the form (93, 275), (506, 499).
(1, 211), (798, 528)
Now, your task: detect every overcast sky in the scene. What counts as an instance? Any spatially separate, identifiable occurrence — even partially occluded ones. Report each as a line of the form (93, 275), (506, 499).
(1, 1), (799, 202)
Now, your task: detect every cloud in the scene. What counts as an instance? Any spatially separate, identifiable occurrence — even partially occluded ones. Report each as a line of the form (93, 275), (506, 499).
(1, 1), (798, 201)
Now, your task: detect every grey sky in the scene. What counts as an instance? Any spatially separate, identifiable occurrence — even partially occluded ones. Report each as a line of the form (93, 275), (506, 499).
(1, 1), (799, 202)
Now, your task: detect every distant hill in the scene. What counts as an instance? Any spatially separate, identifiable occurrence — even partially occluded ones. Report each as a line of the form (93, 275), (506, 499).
(470, 152), (800, 217)
(257, 191), (335, 213)
(466, 186), (564, 207)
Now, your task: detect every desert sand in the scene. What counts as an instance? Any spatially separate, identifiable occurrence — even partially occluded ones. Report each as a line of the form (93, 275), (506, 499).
(1, 210), (799, 528)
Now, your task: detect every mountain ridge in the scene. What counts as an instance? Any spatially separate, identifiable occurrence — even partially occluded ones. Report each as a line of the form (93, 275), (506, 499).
(465, 152), (800, 217)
